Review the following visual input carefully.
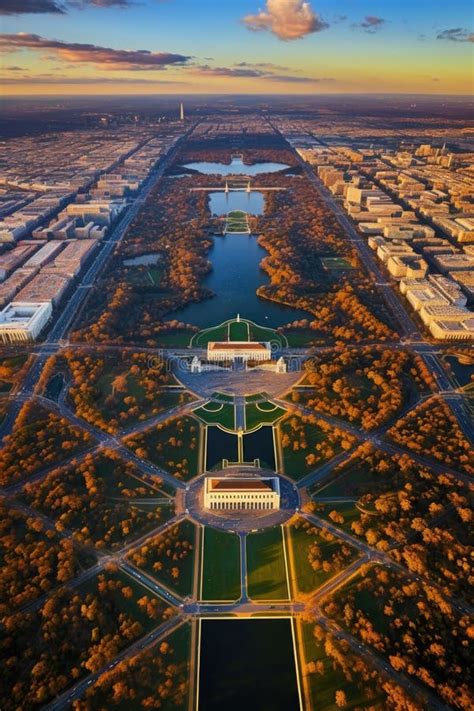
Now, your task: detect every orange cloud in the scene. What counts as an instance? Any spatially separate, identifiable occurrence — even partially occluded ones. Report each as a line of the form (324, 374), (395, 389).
(0, 33), (191, 70)
(243, 0), (328, 41)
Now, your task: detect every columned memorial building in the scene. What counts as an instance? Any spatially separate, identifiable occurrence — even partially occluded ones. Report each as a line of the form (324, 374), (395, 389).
(204, 477), (280, 511)
(207, 341), (272, 362)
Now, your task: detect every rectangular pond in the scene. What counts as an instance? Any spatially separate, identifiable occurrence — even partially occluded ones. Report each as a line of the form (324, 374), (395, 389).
(206, 426), (239, 469)
(243, 426), (276, 470)
(198, 618), (301, 711)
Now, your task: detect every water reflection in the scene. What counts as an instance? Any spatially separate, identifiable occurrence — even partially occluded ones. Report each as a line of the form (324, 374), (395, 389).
(183, 157), (289, 176)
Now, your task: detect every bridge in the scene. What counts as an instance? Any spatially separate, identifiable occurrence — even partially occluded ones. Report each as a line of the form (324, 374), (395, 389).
(190, 179), (286, 193)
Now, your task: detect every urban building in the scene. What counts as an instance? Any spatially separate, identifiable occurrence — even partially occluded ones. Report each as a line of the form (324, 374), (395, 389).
(0, 301), (52, 343)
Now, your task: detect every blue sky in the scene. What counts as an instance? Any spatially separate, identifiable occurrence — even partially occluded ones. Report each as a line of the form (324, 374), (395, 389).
(1, 0), (473, 94)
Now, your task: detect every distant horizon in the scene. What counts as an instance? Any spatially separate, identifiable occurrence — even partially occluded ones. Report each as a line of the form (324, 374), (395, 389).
(2, 92), (473, 100)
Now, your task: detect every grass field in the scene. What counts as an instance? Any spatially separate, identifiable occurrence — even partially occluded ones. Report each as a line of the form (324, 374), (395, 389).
(192, 324), (229, 347)
(283, 329), (324, 347)
(245, 401), (286, 431)
(288, 519), (359, 595)
(229, 320), (249, 341)
(201, 527), (241, 601)
(156, 330), (197, 347)
(246, 526), (289, 600)
(250, 323), (287, 346)
(194, 401), (235, 431)
(192, 318), (286, 348)
(245, 392), (267, 403)
(311, 460), (383, 498)
(314, 501), (366, 536)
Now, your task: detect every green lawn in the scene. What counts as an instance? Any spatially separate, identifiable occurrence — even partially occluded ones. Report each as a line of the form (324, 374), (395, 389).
(314, 502), (366, 536)
(245, 401), (286, 431)
(155, 330), (197, 347)
(194, 401), (235, 431)
(320, 256), (354, 270)
(192, 324), (229, 347)
(288, 519), (359, 595)
(311, 461), (384, 498)
(245, 392), (267, 403)
(246, 526), (289, 600)
(201, 527), (241, 601)
(229, 320), (249, 341)
(250, 323), (287, 346)
(283, 329), (324, 347)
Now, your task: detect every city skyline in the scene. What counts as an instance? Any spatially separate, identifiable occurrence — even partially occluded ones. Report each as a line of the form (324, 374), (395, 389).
(1, 0), (473, 95)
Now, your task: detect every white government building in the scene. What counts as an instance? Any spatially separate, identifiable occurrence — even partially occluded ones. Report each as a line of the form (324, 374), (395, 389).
(204, 476), (280, 511)
(207, 340), (272, 362)
(0, 301), (52, 343)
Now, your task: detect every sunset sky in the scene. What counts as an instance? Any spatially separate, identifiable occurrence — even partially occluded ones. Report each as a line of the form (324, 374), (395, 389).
(1, 0), (473, 95)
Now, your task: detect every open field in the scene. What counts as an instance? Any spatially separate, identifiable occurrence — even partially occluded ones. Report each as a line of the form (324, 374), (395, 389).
(246, 526), (289, 600)
(201, 527), (241, 601)
(193, 400), (235, 431)
(245, 400), (286, 431)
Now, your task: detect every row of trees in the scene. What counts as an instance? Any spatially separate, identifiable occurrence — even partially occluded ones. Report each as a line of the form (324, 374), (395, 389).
(73, 175), (212, 345)
(304, 622), (422, 710)
(128, 520), (195, 597)
(61, 349), (184, 434)
(72, 627), (189, 710)
(253, 174), (397, 342)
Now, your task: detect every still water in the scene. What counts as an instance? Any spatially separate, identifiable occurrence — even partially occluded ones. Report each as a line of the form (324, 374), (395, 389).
(183, 157), (289, 176)
(198, 618), (300, 711)
(209, 191), (264, 216)
(173, 233), (310, 328)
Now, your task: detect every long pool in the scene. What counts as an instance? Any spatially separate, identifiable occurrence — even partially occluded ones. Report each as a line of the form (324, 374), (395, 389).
(198, 618), (300, 711)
